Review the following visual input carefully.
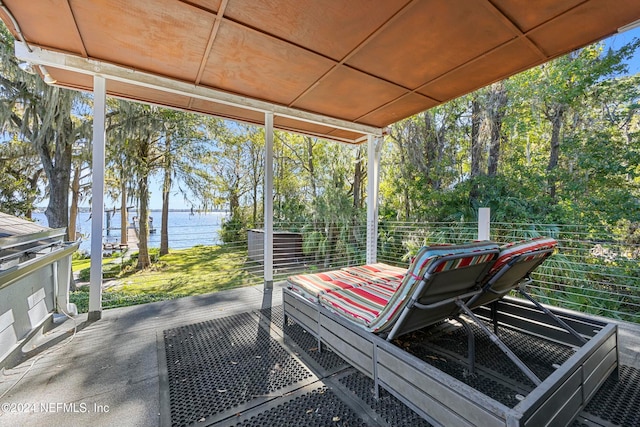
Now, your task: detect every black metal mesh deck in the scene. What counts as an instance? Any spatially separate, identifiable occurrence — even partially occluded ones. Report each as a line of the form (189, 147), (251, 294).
(339, 371), (433, 427)
(261, 305), (350, 373)
(395, 319), (575, 407)
(256, 304), (283, 326)
(580, 365), (640, 427)
(163, 312), (314, 427)
(233, 386), (367, 427)
(162, 306), (637, 427)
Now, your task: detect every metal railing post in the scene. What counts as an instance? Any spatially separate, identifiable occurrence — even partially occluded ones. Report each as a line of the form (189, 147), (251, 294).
(478, 207), (490, 241)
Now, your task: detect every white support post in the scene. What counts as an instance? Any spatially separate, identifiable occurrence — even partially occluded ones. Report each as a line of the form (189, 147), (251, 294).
(88, 75), (106, 321)
(366, 135), (382, 264)
(478, 207), (491, 241)
(54, 256), (77, 316)
(264, 112), (274, 289)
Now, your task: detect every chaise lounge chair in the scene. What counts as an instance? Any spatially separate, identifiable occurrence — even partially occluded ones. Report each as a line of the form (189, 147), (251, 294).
(288, 241), (499, 337)
(282, 237), (618, 426)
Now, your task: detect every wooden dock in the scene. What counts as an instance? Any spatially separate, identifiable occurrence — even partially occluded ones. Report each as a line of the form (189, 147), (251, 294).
(102, 225), (138, 254)
(126, 226), (138, 251)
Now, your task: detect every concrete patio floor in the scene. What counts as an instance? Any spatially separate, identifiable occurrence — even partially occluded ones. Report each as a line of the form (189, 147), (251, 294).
(0, 282), (638, 427)
(0, 283), (285, 427)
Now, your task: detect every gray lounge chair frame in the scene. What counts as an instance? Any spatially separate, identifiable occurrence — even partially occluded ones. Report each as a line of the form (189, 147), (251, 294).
(457, 247), (589, 386)
(383, 248), (499, 341)
(283, 248), (618, 426)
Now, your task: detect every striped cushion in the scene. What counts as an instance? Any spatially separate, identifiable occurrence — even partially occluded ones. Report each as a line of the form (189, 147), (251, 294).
(341, 262), (407, 285)
(488, 237), (557, 276)
(430, 251), (497, 273)
(319, 281), (399, 326)
(367, 241), (499, 333)
(314, 241), (498, 333)
(287, 270), (371, 302)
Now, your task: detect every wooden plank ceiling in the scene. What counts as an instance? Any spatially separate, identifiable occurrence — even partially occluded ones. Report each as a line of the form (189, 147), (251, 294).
(1, 0), (640, 143)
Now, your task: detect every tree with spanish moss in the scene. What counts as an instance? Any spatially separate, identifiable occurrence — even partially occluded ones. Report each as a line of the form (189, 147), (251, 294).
(0, 25), (91, 236)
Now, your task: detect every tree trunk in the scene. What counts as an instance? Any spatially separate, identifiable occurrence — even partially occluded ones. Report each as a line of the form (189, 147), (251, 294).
(399, 138), (411, 220)
(26, 169), (42, 219)
(470, 94), (483, 204)
(274, 144), (281, 217)
(120, 180), (128, 246)
(422, 112), (442, 191)
(389, 126), (412, 220)
(547, 106), (565, 202)
(229, 188), (240, 219)
(43, 162), (71, 235)
(160, 135), (171, 256)
(251, 184), (258, 227)
(137, 175), (151, 269)
(324, 222), (336, 268)
(252, 184), (258, 227)
(487, 82), (507, 177)
(68, 165), (79, 292)
(403, 187), (410, 221)
(34, 89), (75, 239)
(250, 140), (261, 227)
(137, 136), (151, 269)
(39, 137), (72, 238)
(69, 163), (81, 242)
(160, 172), (170, 255)
(306, 137), (317, 199)
(305, 137), (321, 232)
(351, 146), (365, 246)
(353, 147), (363, 210)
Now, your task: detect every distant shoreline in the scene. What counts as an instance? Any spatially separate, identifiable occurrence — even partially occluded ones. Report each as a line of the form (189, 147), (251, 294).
(34, 207), (230, 214)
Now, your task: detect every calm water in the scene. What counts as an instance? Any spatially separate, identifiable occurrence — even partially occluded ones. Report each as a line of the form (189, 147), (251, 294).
(32, 210), (228, 255)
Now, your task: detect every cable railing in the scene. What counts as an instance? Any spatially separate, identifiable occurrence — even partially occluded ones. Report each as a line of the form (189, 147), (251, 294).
(251, 221), (370, 281)
(490, 222), (639, 322)
(75, 219), (372, 311)
(376, 220), (480, 267)
(71, 217), (640, 324)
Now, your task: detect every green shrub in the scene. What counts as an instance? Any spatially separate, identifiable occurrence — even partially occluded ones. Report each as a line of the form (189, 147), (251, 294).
(79, 267), (90, 281)
(72, 251), (89, 261)
(69, 287), (189, 313)
(219, 215), (247, 244)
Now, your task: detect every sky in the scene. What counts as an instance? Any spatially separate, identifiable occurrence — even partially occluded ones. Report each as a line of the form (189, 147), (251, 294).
(75, 26), (640, 211)
(602, 25), (640, 74)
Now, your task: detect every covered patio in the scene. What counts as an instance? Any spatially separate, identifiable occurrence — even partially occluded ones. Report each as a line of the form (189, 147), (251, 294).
(0, 282), (639, 426)
(1, 1), (640, 426)
(2, 0), (639, 319)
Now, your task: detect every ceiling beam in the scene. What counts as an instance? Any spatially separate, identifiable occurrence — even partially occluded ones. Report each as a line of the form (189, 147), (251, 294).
(194, 0), (228, 86)
(64, 0), (88, 58)
(15, 42), (383, 137)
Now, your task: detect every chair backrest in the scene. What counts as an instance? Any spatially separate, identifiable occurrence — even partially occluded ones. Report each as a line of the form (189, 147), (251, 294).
(467, 237), (557, 309)
(370, 241), (499, 338)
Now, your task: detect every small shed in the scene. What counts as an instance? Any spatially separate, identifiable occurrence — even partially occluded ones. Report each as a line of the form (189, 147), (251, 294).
(247, 229), (303, 267)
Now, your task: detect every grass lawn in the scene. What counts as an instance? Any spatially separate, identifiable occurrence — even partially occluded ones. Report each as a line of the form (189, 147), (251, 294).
(118, 244), (259, 295)
(70, 244), (260, 313)
(72, 252), (118, 271)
